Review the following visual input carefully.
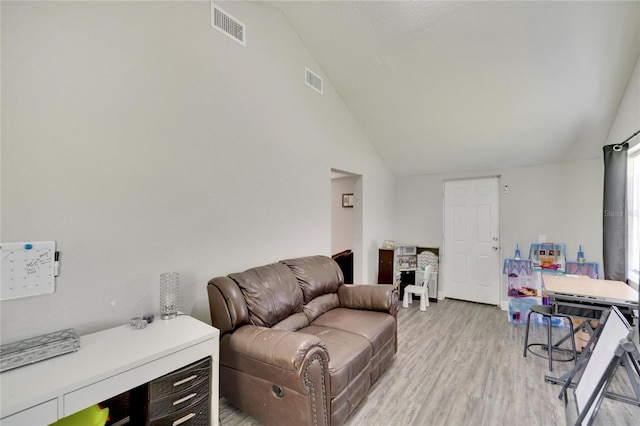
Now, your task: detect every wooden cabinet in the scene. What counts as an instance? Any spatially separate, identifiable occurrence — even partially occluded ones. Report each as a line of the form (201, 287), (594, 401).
(377, 249), (394, 284)
(378, 246), (417, 285)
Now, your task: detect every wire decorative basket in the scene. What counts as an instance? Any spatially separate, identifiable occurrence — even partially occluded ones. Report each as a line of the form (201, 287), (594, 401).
(0, 328), (80, 373)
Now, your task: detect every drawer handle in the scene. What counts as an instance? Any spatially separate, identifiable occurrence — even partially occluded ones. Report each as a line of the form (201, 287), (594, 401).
(173, 374), (198, 387)
(173, 392), (197, 406)
(173, 412), (196, 426)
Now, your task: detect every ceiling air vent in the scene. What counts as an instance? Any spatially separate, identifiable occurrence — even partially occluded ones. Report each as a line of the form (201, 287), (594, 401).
(211, 3), (246, 46)
(305, 68), (323, 94)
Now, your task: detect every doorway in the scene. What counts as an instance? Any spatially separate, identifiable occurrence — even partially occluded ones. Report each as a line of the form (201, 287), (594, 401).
(443, 177), (501, 305)
(331, 169), (363, 283)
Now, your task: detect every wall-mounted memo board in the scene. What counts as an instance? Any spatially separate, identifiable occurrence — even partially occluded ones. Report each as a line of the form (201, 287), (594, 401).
(1, 241), (56, 301)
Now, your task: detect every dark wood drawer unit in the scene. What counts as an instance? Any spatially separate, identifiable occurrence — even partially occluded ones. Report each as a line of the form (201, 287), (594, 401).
(149, 357), (211, 399)
(131, 357), (211, 426)
(149, 378), (210, 418)
(148, 394), (209, 426)
(378, 249), (394, 284)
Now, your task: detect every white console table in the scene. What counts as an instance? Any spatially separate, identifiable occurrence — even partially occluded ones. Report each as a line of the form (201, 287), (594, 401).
(0, 315), (219, 425)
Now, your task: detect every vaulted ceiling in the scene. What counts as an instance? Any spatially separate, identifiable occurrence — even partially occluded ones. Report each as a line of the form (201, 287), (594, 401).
(267, 1), (640, 176)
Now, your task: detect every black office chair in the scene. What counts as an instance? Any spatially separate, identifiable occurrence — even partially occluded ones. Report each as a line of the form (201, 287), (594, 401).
(523, 305), (577, 371)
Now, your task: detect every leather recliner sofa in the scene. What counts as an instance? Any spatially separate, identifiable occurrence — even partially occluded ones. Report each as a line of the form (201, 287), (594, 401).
(207, 255), (399, 426)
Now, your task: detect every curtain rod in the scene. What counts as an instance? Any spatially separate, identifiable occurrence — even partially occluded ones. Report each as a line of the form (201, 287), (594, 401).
(619, 129), (640, 145)
(612, 130), (640, 151)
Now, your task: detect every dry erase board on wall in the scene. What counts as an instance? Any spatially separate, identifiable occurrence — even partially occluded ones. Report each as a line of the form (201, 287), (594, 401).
(1, 241), (56, 301)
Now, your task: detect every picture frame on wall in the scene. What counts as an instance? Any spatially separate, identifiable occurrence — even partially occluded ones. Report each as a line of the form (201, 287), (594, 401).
(342, 193), (354, 208)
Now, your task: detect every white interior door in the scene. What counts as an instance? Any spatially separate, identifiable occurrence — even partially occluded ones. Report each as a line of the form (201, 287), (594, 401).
(443, 177), (500, 305)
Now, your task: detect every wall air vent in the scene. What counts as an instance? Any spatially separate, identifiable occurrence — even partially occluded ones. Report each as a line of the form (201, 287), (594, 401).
(305, 68), (324, 94)
(211, 2), (246, 46)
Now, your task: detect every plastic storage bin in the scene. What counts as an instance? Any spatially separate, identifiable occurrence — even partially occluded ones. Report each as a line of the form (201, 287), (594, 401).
(49, 404), (109, 426)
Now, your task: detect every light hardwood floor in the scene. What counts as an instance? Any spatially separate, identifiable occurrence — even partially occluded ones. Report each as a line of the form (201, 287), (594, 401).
(218, 299), (640, 425)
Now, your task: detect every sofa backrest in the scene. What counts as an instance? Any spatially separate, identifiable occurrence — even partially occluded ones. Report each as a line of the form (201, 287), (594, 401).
(208, 256), (346, 333)
(280, 256), (344, 304)
(229, 262), (304, 328)
(207, 276), (250, 335)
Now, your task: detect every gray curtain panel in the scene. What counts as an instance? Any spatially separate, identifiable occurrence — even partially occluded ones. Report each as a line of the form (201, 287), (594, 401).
(602, 143), (628, 281)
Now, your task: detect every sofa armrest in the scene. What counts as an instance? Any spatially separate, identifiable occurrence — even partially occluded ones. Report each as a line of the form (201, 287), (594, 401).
(337, 284), (399, 315)
(230, 325), (328, 371)
(222, 326), (331, 426)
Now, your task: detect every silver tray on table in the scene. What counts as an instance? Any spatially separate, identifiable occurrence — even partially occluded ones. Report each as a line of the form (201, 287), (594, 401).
(0, 328), (80, 372)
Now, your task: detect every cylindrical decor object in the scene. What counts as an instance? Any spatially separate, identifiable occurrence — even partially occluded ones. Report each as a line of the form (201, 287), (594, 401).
(160, 272), (179, 319)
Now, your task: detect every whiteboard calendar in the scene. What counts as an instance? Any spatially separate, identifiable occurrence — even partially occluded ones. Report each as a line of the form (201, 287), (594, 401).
(1, 241), (56, 301)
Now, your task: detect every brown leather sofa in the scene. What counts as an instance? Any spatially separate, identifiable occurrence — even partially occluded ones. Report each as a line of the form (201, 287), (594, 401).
(207, 255), (399, 426)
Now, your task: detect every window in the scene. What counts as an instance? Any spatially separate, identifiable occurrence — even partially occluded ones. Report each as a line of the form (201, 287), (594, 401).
(628, 144), (640, 287)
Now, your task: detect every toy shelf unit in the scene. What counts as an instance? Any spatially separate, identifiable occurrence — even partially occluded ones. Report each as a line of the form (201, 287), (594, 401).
(509, 296), (541, 326)
(529, 243), (566, 272)
(505, 258), (537, 298)
(505, 242), (568, 328)
(507, 287), (568, 328)
(565, 261), (599, 279)
(505, 265), (553, 327)
(395, 245), (418, 272)
(378, 245), (439, 302)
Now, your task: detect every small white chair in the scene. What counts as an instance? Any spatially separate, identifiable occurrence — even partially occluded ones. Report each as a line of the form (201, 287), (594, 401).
(402, 265), (433, 311)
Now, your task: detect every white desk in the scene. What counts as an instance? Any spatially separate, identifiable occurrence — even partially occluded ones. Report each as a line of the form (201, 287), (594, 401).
(0, 315), (219, 425)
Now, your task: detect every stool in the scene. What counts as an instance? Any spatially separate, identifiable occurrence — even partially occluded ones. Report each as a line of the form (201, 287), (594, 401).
(523, 305), (577, 372)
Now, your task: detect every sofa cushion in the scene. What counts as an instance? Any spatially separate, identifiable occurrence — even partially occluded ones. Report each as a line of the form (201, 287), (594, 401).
(300, 325), (372, 398)
(271, 312), (310, 332)
(303, 293), (340, 323)
(230, 263), (303, 327)
(281, 256), (343, 303)
(311, 308), (396, 354)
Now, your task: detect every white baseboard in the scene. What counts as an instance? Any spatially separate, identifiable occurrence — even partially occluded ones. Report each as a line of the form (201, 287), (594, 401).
(437, 292), (509, 311)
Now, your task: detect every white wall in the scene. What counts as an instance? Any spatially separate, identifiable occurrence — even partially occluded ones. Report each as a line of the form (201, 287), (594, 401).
(394, 158), (603, 305)
(394, 55), (640, 306)
(0, 1), (394, 343)
(331, 177), (355, 254)
(606, 54), (640, 149)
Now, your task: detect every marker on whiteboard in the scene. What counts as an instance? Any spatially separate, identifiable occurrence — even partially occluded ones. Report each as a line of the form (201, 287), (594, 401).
(54, 251), (60, 277)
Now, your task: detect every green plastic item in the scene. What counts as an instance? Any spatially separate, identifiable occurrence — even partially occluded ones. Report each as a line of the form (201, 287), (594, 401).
(49, 404), (109, 426)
